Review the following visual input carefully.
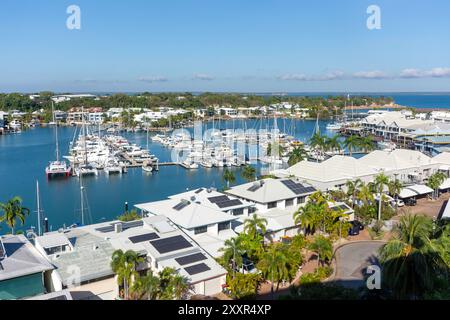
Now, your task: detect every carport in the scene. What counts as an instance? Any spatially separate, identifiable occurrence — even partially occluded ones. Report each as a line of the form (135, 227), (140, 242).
(399, 184), (433, 199)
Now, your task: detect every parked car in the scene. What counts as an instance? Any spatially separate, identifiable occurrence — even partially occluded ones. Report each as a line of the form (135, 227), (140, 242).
(348, 220), (364, 236)
(391, 199), (405, 207)
(231, 257), (259, 274)
(404, 198), (417, 206)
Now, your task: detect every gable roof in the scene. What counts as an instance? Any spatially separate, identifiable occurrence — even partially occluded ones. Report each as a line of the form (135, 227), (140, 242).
(135, 199), (238, 229)
(225, 178), (316, 203)
(0, 235), (54, 282)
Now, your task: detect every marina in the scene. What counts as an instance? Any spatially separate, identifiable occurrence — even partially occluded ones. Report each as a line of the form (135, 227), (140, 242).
(0, 118), (336, 232)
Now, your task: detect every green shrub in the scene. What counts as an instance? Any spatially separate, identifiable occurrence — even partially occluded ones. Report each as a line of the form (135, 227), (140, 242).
(117, 210), (140, 222)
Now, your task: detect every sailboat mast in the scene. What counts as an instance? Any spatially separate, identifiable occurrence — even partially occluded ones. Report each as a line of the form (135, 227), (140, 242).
(36, 180), (41, 236)
(80, 174), (84, 225)
(146, 125), (149, 151)
(52, 102), (60, 162)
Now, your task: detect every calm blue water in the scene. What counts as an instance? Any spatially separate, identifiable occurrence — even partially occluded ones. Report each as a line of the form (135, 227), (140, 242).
(0, 118), (331, 233)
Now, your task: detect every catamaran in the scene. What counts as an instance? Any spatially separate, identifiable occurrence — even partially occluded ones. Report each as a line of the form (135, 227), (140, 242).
(46, 102), (72, 178)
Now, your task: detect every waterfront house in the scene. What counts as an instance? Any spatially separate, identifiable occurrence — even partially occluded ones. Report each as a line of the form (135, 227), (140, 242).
(277, 149), (450, 192)
(281, 155), (377, 191)
(0, 235), (54, 300)
(168, 188), (256, 217)
(34, 216), (227, 298)
(135, 198), (239, 258)
(224, 178), (317, 213)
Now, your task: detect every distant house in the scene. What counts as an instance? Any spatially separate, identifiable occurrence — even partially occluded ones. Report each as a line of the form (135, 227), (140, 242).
(0, 235), (54, 300)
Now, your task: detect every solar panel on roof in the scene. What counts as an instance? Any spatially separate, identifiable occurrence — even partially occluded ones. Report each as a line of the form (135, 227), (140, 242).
(150, 235), (193, 254)
(129, 232), (160, 244)
(208, 195), (229, 203)
(173, 200), (191, 211)
(281, 180), (316, 195)
(123, 220), (144, 230)
(184, 263), (211, 275)
(216, 199), (243, 208)
(48, 295), (68, 301)
(95, 225), (115, 233)
(247, 185), (260, 192)
(175, 252), (208, 266)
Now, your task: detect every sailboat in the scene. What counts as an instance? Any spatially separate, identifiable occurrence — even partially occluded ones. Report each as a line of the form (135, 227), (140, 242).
(75, 107), (98, 177)
(46, 102), (72, 178)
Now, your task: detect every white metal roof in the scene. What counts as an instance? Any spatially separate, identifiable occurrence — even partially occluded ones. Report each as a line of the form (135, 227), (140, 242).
(440, 178), (450, 190)
(0, 235), (54, 282)
(225, 178), (316, 203)
(135, 199), (238, 230)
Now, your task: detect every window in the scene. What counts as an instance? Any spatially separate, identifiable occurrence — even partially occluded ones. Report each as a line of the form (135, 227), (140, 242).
(218, 222), (230, 232)
(44, 245), (69, 255)
(297, 196), (306, 204)
(285, 199), (294, 207)
(248, 207), (257, 214)
(232, 208), (244, 216)
(268, 202), (277, 209)
(194, 226), (208, 235)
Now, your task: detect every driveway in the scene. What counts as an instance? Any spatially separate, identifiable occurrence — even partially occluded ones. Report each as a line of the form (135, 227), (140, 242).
(330, 241), (385, 289)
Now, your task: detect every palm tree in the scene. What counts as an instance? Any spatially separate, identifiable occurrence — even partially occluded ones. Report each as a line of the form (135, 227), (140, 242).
(427, 172), (447, 200)
(388, 179), (404, 209)
(243, 214), (268, 240)
(374, 173), (390, 221)
(222, 169), (236, 189)
(379, 214), (448, 299)
(343, 135), (361, 157)
(293, 203), (321, 235)
(130, 271), (160, 300)
(356, 182), (375, 206)
(241, 165), (256, 182)
(267, 142), (285, 157)
(111, 250), (144, 300)
(287, 146), (308, 167)
(170, 273), (190, 300)
(257, 244), (290, 299)
(219, 237), (245, 278)
(359, 135), (376, 153)
(0, 196), (30, 234)
(156, 267), (190, 300)
(346, 179), (363, 209)
(325, 135), (342, 154)
(309, 133), (326, 162)
(308, 235), (333, 267)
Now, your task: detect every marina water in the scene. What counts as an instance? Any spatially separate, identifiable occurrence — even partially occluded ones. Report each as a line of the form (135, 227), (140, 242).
(0, 118), (334, 233)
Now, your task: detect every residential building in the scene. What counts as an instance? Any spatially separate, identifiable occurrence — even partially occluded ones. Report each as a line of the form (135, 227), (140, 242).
(276, 149), (450, 192)
(168, 188), (256, 217)
(135, 197), (239, 257)
(34, 216), (227, 298)
(0, 235), (54, 300)
(225, 178), (317, 213)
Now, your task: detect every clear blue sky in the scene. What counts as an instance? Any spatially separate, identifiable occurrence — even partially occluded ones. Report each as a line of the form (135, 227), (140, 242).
(1, 0), (449, 92)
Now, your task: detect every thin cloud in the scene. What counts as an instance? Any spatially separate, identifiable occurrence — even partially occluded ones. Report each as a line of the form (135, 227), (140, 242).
(138, 76), (168, 83)
(192, 73), (215, 81)
(400, 67), (450, 79)
(352, 70), (389, 80)
(277, 68), (450, 81)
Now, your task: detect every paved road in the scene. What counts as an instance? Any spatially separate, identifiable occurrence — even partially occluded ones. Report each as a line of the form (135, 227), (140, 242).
(331, 241), (385, 289)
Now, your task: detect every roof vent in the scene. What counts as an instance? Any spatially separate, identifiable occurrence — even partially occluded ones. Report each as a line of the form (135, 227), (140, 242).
(114, 223), (123, 233)
(191, 196), (196, 202)
(93, 244), (99, 251)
